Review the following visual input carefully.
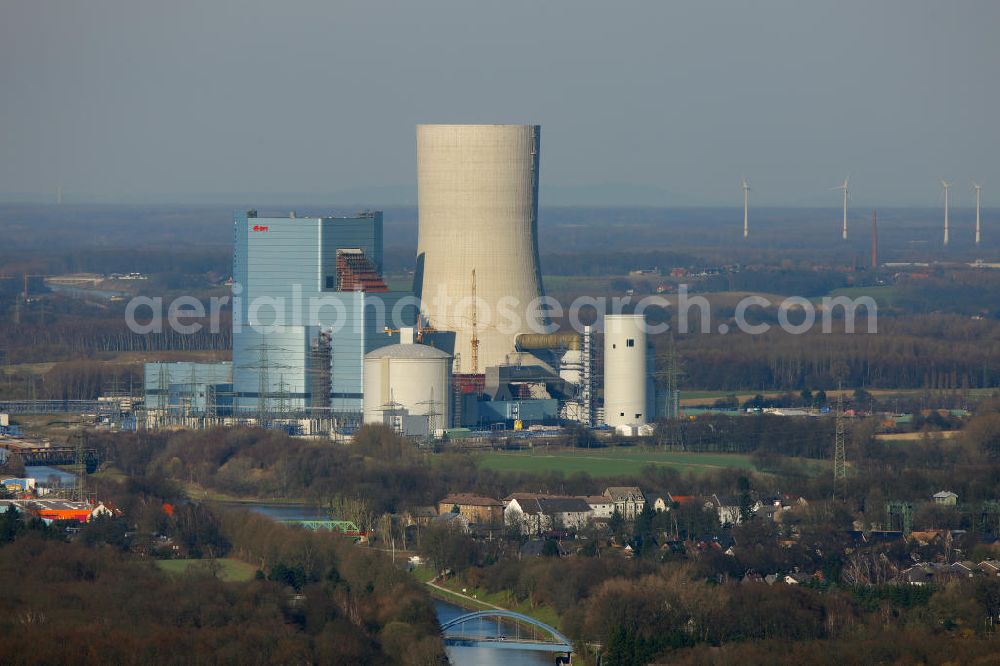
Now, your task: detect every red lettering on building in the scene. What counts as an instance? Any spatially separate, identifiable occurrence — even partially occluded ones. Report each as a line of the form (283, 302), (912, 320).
(252, 225), (269, 232)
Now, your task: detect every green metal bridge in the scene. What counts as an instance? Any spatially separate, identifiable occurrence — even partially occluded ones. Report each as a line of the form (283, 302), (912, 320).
(281, 519), (366, 539)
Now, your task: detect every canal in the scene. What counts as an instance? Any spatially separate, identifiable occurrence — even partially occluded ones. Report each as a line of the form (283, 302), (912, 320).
(25, 465), (76, 488)
(178, 501), (566, 663)
(208, 501), (331, 522)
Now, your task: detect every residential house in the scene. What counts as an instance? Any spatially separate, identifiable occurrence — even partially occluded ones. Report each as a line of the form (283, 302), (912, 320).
(403, 506), (438, 527)
(707, 494), (743, 526)
(651, 495), (671, 512)
(539, 497), (593, 531)
(503, 492), (556, 505)
(604, 487), (645, 519)
(908, 530), (951, 547)
(950, 561), (976, 578)
(582, 495), (615, 519)
(520, 539), (571, 558)
(977, 560), (1000, 577)
(505, 496), (594, 534)
(431, 511), (470, 532)
(933, 491), (958, 506)
(667, 495), (698, 509)
(643, 493), (670, 512)
(756, 503), (781, 521)
(437, 494), (504, 525)
(505, 497), (546, 534)
(902, 562), (974, 586)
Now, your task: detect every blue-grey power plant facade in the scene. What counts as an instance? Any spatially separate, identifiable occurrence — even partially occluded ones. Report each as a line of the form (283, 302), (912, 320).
(146, 209), (415, 423)
(232, 210), (415, 415)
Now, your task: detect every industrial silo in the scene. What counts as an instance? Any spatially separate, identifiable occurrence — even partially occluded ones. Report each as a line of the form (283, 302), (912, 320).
(415, 124), (544, 373)
(362, 342), (452, 435)
(603, 314), (648, 428)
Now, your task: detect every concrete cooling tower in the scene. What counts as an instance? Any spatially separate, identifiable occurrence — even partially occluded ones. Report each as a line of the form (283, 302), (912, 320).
(415, 124), (545, 373)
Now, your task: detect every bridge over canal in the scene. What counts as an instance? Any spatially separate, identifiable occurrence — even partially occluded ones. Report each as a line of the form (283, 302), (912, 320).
(441, 610), (572, 660)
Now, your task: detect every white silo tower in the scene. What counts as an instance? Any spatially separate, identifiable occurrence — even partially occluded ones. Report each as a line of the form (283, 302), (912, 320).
(603, 314), (648, 428)
(415, 124), (544, 373)
(363, 341), (452, 436)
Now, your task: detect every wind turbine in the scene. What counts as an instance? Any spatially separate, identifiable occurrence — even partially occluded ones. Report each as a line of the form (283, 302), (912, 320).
(942, 180), (951, 246)
(973, 182), (982, 246)
(741, 177), (750, 239)
(832, 177), (849, 240)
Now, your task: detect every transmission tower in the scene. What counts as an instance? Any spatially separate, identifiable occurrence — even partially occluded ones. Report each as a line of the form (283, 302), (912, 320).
(275, 374), (290, 417)
(833, 389), (847, 502)
(183, 365), (198, 421)
(155, 363), (171, 428)
(653, 336), (684, 448)
(417, 386), (441, 439)
(157, 363), (170, 411)
(71, 431), (87, 502)
(257, 343), (271, 422)
(237, 342), (294, 424)
(379, 389), (405, 434)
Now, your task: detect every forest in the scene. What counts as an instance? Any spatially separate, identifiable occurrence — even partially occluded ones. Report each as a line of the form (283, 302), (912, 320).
(0, 484), (447, 665)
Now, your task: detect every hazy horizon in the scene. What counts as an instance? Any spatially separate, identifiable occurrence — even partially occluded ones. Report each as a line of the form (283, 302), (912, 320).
(2, 1), (997, 207)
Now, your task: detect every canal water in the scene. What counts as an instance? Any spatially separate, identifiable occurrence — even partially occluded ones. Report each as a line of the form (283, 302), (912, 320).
(208, 501), (330, 522)
(46, 283), (127, 301)
(434, 599), (564, 666)
(25, 465), (76, 488)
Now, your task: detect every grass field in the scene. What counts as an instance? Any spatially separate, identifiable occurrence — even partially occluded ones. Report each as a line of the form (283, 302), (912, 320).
(476, 447), (754, 477)
(825, 285), (896, 308)
(156, 558), (257, 582)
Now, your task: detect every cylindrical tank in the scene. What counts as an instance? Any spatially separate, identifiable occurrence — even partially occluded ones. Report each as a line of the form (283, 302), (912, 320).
(416, 124), (544, 373)
(603, 314), (648, 427)
(362, 343), (452, 431)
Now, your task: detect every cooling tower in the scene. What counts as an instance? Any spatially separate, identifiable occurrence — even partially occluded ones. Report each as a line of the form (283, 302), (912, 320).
(416, 124), (545, 373)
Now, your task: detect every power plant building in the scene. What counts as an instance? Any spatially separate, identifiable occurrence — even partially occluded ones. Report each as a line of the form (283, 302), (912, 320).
(415, 124), (546, 373)
(229, 210), (415, 415)
(140, 124), (661, 440)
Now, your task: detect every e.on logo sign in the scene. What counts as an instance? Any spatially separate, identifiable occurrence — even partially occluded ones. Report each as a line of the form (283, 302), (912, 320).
(252, 225), (269, 232)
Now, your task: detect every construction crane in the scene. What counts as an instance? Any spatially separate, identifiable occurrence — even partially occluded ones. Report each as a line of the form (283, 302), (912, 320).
(470, 268), (480, 374)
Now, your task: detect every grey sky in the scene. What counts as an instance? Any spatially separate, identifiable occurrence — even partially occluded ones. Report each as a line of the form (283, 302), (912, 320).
(0, 1), (996, 206)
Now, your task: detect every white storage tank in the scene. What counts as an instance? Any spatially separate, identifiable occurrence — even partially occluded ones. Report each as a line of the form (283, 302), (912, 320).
(363, 341), (452, 435)
(603, 314), (648, 428)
